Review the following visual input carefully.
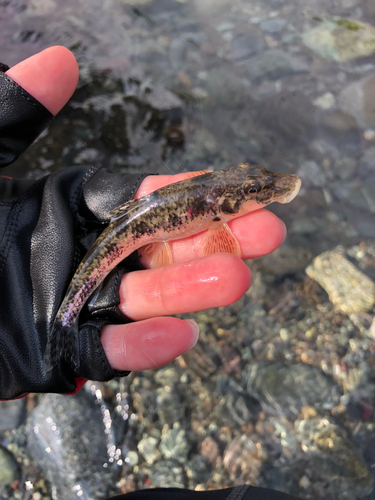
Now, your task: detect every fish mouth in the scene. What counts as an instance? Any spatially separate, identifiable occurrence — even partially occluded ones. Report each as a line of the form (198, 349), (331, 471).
(278, 176), (301, 204)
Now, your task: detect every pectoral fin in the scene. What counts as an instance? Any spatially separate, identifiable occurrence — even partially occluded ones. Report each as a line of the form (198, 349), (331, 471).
(202, 223), (241, 257)
(184, 170), (212, 179)
(142, 242), (173, 268)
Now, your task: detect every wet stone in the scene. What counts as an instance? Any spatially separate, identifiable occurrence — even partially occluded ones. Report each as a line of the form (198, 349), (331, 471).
(149, 459), (186, 488)
(215, 393), (261, 427)
(185, 454), (212, 486)
(0, 446), (19, 485)
(229, 32), (265, 61)
(116, 0), (153, 4)
(181, 340), (221, 379)
(313, 92), (335, 110)
(204, 68), (249, 107)
(216, 376), (260, 426)
(295, 417), (372, 498)
(200, 436), (220, 466)
(145, 88), (183, 111)
(159, 423), (190, 462)
(223, 434), (264, 484)
(359, 147), (375, 181)
(243, 361), (341, 417)
(255, 91), (316, 143)
(297, 160), (326, 188)
(156, 387), (186, 427)
(260, 19), (287, 34)
(26, 390), (120, 500)
(154, 366), (182, 387)
(339, 76), (375, 129)
(257, 244), (313, 275)
(322, 109), (357, 132)
(0, 399), (27, 435)
(302, 18), (375, 61)
(306, 246), (375, 314)
(368, 317), (375, 339)
(138, 434), (161, 465)
(267, 0), (286, 6)
(245, 50), (308, 83)
(333, 182), (372, 212)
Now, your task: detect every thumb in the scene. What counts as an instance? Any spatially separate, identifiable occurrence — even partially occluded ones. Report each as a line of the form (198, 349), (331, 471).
(5, 46), (79, 115)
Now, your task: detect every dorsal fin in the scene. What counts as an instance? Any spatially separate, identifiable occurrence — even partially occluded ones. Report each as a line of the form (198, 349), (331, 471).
(108, 199), (139, 221)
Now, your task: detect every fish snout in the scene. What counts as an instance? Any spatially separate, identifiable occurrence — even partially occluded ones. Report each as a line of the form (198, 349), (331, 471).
(277, 175), (301, 204)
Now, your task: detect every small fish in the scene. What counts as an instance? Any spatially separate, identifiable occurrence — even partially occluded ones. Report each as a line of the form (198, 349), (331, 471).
(43, 163), (301, 371)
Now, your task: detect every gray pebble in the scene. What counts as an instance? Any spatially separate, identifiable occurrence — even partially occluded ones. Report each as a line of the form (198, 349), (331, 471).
(260, 19), (287, 34)
(0, 446), (19, 485)
(246, 49), (308, 83)
(149, 459), (186, 488)
(230, 32), (265, 61)
(27, 390), (120, 500)
(243, 361), (341, 417)
(0, 400), (26, 435)
(159, 423), (190, 462)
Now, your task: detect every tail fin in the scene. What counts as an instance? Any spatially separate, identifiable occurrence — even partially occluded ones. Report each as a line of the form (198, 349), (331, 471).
(43, 321), (80, 373)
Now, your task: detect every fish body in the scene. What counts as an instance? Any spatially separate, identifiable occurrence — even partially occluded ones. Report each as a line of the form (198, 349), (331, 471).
(44, 163), (301, 371)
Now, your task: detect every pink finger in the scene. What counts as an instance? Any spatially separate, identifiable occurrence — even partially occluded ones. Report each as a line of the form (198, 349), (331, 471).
(6, 46), (79, 115)
(119, 253), (251, 321)
(101, 317), (199, 371)
(226, 209), (286, 259)
(139, 209), (286, 269)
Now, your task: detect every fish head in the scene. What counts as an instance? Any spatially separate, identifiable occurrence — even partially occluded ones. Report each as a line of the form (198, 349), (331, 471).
(216, 163), (301, 216)
(240, 163), (301, 204)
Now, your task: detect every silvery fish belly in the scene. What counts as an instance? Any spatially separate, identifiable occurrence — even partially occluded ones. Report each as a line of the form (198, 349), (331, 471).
(43, 163), (301, 371)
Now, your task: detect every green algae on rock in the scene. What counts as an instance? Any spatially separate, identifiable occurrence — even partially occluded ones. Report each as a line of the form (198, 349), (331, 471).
(302, 18), (375, 62)
(306, 247), (375, 314)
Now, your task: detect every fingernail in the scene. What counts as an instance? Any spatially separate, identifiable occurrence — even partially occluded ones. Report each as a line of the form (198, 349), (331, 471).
(281, 220), (287, 244)
(185, 319), (199, 349)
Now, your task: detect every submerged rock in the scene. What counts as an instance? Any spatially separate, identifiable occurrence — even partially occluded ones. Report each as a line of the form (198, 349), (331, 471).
(200, 436), (220, 466)
(302, 18), (375, 62)
(185, 454), (212, 486)
(229, 32), (265, 61)
(243, 361), (341, 417)
(156, 387), (186, 427)
(26, 389), (121, 500)
(260, 19), (287, 34)
(216, 376), (260, 426)
(138, 433), (161, 465)
(295, 417), (372, 498)
(254, 91), (316, 143)
(339, 75), (375, 129)
(223, 434), (265, 484)
(149, 459), (186, 488)
(0, 399), (27, 435)
(0, 446), (19, 485)
(306, 246), (375, 314)
(159, 423), (190, 462)
(246, 50), (308, 83)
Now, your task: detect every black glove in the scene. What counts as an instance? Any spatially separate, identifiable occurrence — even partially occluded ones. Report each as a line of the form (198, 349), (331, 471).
(109, 486), (301, 500)
(0, 67), (147, 400)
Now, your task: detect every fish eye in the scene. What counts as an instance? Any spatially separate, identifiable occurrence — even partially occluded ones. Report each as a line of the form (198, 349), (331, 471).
(244, 182), (261, 194)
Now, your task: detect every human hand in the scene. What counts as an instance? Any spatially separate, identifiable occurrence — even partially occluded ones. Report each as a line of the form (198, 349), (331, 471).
(102, 176), (285, 371)
(1, 46), (285, 398)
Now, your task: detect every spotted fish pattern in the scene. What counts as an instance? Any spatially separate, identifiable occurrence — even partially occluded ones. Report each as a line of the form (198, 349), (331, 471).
(43, 163), (301, 371)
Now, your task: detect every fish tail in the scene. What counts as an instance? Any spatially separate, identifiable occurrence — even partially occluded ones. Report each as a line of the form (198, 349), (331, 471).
(43, 321), (80, 373)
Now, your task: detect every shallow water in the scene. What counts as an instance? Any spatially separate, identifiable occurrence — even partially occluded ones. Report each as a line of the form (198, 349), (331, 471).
(0, 0), (375, 499)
